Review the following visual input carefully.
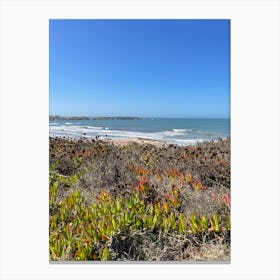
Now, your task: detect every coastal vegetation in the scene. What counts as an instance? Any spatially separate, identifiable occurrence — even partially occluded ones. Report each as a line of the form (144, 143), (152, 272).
(49, 137), (230, 261)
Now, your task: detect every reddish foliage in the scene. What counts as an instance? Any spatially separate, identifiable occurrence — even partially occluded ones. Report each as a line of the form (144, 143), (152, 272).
(224, 194), (230, 207)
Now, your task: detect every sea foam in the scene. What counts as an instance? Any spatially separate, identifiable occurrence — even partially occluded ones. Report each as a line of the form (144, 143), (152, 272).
(49, 119), (229, 146)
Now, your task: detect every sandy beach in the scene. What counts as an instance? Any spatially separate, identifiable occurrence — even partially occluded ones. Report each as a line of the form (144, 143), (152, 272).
(97, 137), (168, 147)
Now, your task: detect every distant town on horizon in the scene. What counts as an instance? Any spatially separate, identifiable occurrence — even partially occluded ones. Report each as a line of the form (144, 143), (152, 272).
(49, 115), (230, 121)
(49, 115), (141, 121)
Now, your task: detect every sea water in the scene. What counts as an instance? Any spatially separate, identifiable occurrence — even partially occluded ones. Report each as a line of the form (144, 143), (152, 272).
(49, 118), (230, 146)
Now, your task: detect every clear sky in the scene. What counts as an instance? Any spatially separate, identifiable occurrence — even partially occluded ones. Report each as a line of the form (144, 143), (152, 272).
(49, 19), (230, 118)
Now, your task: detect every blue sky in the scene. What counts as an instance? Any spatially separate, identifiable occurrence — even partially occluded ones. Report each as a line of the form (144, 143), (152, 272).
(49, 19), (230, 118)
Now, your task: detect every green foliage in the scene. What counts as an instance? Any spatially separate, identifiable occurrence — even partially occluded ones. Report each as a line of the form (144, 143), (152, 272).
(49, 137), (230, 261)
(178, 213), (187, 234)
(200, 216), (210, 232)
(190, 212), (200, 234)
(50, 185), (230, 261)
(101, 247), (111, 261)
(212, 213), (222, 233)
(225, 215), (231, 231)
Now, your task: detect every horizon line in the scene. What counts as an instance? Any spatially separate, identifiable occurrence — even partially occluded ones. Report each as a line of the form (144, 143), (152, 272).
(49, 114), (230, 119)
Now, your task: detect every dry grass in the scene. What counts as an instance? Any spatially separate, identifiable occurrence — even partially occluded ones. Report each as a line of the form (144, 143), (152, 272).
(49, 137), (230, 261)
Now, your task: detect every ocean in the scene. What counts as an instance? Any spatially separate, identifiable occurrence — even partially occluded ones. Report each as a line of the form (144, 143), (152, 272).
(49, 118), (230, 146)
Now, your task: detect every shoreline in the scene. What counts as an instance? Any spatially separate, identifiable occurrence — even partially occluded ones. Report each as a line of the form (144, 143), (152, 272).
(49, 135), (168, 148)
(101, 137), (168, 148)
(49, 135), (229, 148)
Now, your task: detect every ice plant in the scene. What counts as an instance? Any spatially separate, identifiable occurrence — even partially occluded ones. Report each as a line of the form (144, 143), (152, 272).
(200, 216), (210, 232)
(192, 180), (207, 191)
(186, 174), (193, 184)
(101, 247), (111, 261)
(190, 212), (200, 234)
(224, 194), (231, 208)
(178, 213), (187, 234)
(101, 189), (112, 201)
(162, 217), (170, 233)
(169, 212), (177, 230)
(211, 214), (222, 233)
(226, 216), (231, 231)
(162, 202), (170, 215)
(49, 171), (231, 261)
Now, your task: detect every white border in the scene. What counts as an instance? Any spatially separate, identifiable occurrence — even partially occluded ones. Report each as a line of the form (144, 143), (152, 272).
(0, 0), (279, 279)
